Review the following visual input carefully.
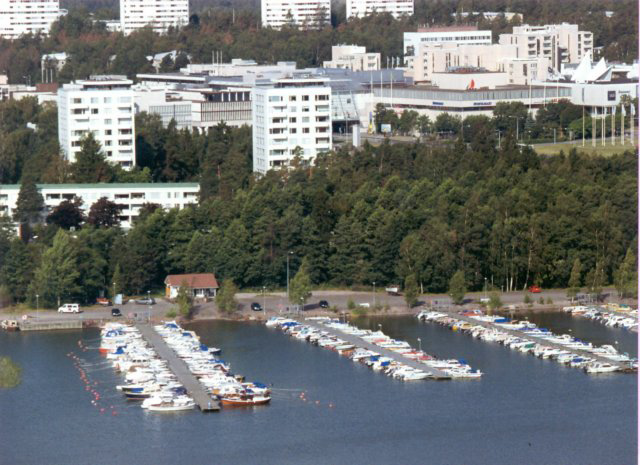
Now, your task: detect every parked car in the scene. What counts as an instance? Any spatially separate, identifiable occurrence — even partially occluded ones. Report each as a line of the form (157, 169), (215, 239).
(135, 297), (155, 305)
(58, 303), (80, 313)
(385, 286), (401, 296)
(97, 297), (111, 306)
(358, 303), (370, 308)
(251, 302), (263, 312)
(528, 285), (542, 293)
(480, 297), (490, 304)
(319, 300), (329, 309)
(111, 308), (122, 317)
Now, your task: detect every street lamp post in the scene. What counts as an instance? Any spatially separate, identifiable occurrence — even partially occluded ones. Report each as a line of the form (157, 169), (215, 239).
(378, 323), (382, 333)
(36, 294), (39, 318)
(484, 277), (488, 299)
(262, 286), (266, 315)
(372, 281), (376, 307)
(286, 251), (293, 305)
(113, 282), (116, 301)
(417, 337), (422, 352)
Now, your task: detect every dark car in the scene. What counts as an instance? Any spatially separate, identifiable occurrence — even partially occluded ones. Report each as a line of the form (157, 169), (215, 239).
(111, 308), (122, 317)
(251, 302), (263, 312)
(319, 300), (329, 309)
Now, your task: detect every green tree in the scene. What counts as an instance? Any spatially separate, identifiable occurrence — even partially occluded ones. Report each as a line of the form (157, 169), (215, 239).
(176, 280), (192, 317)
(0, 239), (34, 302)
(567, 257), (582, 300)
(88, 197), (122, 227)
(216, 278), (238, 315)
(290, 258), (312, 309)
(13, 177), (44, 225)
(404, 273), (419, 308)
(614, 248), (637, 298)
(448, 270), (466, 305)
(487, 292), (502, 314)
(0, 356), (21, 388)
(30, 229), (80, 308)
(70, 134), (114, 183)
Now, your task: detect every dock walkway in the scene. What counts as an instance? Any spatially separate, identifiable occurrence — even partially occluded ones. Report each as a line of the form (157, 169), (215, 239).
(135, 323), (220, 411)
(301, 318), (451, 380)
(19, 320), (83, 331)
(439, 310), (633, 368)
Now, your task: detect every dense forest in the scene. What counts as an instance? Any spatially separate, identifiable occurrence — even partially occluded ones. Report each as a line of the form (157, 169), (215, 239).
(1, 0), (637, 84)
(0, 108), (636, 307)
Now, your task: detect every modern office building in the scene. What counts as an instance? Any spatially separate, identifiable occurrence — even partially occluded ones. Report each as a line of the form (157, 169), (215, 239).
(499, 23), (593, 69)
(252, 76), (332, 174)
(120, 0), (189, 35)
(261, 0), (331, 29)
(0, 0), (65, 39)
(58, 76), (136, 169)
(346, 0), (414, 20)
(403, 27), (492, 57)
(323, 45), (381, 71)
(0, 183), (199, 229)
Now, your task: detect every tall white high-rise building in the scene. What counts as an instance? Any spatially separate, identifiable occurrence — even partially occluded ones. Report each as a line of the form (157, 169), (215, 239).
(261, 0), (331, 29)
(58, 76), (136, 170)
(252, 76), (332, 174)
(120, 0), (189, 35)
(346, 0), (414, 20)
(0, 0), (64, 39)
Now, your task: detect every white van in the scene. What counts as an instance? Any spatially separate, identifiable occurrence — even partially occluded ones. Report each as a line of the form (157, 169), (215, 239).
(58, 303), (80, 313)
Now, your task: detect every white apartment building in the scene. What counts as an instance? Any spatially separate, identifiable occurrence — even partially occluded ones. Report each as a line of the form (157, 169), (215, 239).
(58, 76), (136, 170)
(404, 27), (492, 56)
(323, 45), (381, 71)
(0, 0), (64, 39)
(0, 183), (199, 229)
(499, 23), (593, 69)
(120, 0), (189, 35)
(261, 0), (331, 29)
(252, 76), (332, 174)
(346, 0), (414, 20)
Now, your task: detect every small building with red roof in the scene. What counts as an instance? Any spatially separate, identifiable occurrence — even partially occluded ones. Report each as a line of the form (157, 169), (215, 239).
(164, 273), (219, 299)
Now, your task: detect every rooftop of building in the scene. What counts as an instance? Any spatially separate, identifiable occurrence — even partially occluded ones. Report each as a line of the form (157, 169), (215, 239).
(415, 26), (480, 33)
(0, 183), (200, 190)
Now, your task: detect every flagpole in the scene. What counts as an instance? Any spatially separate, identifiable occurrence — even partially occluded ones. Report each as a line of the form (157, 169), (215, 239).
(611, 106), (615, 146)
(601, 107), (605, 146)
(621, 104), (625, 145)
(582, 106), (585, 147)
(592, 107), (596, 148)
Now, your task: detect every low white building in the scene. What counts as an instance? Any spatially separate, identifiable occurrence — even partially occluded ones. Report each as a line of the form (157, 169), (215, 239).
(346, 0), (414, 19)
(252, 76), (332, 174)
(0, 0), (65, 39)
(58, 76), (136, 169)
(323, 45), (381, 71)
(120, 0), (189, 35)
(0, 183), (199, 229)
(261, 0), (331, 29)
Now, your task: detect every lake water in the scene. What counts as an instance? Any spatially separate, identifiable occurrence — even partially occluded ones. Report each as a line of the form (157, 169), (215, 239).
(0, 313), (636, 465)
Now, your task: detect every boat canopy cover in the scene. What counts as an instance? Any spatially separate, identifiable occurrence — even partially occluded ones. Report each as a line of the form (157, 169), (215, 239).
(200, 344), (208, 351)
(165, 323), (179, 329)
(253, 382), (267, 388)
(182, 332), (192, 337)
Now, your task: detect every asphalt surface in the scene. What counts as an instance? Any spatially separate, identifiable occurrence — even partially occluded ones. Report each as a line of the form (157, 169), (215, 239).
(0, 287), (623, 323)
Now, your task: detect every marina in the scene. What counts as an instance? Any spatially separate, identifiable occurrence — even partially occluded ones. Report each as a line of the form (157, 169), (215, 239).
(267, 316), (482, 380)
(562, 304), (638, 331)
(418, 309), (637, 373)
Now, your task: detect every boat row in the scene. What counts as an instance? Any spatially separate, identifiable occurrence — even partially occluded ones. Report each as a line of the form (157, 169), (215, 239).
(562, 305), (638, 331)
(100, 322), (197, 412)
(153, 321), (271, 406)
(417, 310), (637, 374)
(266, 316), (482, 380)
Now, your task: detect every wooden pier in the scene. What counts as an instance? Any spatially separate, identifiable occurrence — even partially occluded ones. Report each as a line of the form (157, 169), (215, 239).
(435, 310), (634, 369)
(301, 318), (451, 380)
(135, 323), (220, 412)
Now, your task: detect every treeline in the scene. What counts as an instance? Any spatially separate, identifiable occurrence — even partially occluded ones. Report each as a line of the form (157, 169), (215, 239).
(0, 0), (637, 85)
(1, 132), (636, 307)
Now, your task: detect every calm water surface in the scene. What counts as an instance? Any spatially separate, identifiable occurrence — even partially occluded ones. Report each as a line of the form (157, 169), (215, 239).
(0, 313), (636, 465)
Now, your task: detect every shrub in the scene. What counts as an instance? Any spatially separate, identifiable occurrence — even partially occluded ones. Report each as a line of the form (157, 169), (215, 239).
(347, 299), (356, 310)
(166, 309), (177, 318)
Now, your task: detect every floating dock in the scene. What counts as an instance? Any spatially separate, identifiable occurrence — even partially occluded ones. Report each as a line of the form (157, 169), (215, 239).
(301, 317), (451, 380)
(135, 323), (220, 412)
(435, 310), (635, 369)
